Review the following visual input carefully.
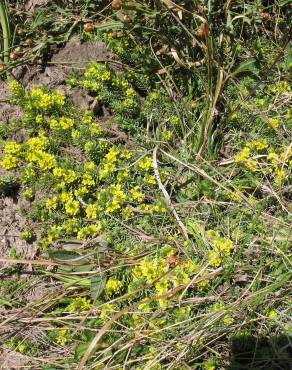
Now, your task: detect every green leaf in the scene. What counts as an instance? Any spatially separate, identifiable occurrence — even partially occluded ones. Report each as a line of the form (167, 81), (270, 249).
(48, 250), (88, 264)
(232, 58), (259, 77)
(90, 275), (107, 299)
(75, 341), (99, 360)
(95, 21), (124, 32)
(62, 242), (83, 251)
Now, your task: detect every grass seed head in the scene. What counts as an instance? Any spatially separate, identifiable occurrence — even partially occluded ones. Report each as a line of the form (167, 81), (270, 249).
(112, 0), (122, 10)
(83, 23), (94, 32)
(10, 51), (19, 61)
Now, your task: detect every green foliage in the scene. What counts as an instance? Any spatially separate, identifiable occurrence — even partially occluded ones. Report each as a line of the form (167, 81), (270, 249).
(0, 1), (291, 369)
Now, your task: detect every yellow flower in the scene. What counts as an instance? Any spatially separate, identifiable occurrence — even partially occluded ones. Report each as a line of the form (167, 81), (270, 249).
(82, 173), (95, 186)
(106, 199), (121, 213)
(275, 168), (287, 184)
(17, 344), (27, 353)
(1, 155), (19, 170)
(82, 110), (93, 125)
(99, 303), (116, 320)
(268, 118), (280, 130)
(84, 161), (96, 171)
(51, 91), (65, 106)
(35, 114), (43, 124)
(267, 152), (279, 165)
(106, 183), (126, 211)
(120, 150), (133, 159)
(26, 136), (49, 151)
(59, 117), (74, 130)
(55, 328), (72, 346)
(106, 278), (123, 295)
(235, 146), (258, 171)
(117, 169), (129, 182)
(3, 141), (22, 156)
(105, 147), (120, 162)
(90, 123), (102, 136)
(50, 117), (74, 130)
(137, 156), (152, 171)
(99, 162), (116, 179)
(74, 186), (89, 198)
(130, 186), (145, 202)
(85, 203), (99, 219)
(77, 223), (102, 240)
(206, 230), (234, 267)
(60, 191), (73, 203)
(8, 79), (23, 96)
(143, 174), (156, 185)
(45, 196), (58, 210)
(47, 225), (62, 242)
(67, 297), (91, 313)
(247, 140), (268, 151)
(268, 310), (278, 319)
(62, 218), (79, 234)
(235, 147), (250, 162)
(152, 202), (167, 213)
(161, 129), (173, 141)
(65, 199), (80, 215)
(122, 206), (134, 218)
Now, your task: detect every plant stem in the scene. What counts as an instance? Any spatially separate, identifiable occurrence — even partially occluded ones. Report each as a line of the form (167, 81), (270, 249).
(0, 0), (10, 63)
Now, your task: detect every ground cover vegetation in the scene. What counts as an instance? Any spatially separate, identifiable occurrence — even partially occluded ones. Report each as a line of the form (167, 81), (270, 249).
(0, 0), (291, 369)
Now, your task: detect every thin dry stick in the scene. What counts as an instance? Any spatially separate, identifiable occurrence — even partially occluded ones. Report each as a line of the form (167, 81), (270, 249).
(152, 146), (190, 241)
(0, 257), (95, 266)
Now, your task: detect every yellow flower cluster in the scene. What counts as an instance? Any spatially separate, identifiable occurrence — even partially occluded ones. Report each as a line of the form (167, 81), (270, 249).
(1, 156), (19, 170)
(53, 167), (78, 185)
(61, 218), (79, 234)
(106, 278), (123, 295)
(45, 196), (58, 210)
(161, 129), (173, 141)
(143, 174), (156, 185)
(130, 186), (145, 202)
(99, 303), (116, 320)
(26, 150), (56, 170)
(206, 230), (234, 267)
(55, 327), (72, 346)
(99, 147), (120, 179)
(212, 302), (234, 324)
(105, 183), (126, 213)
(131, 254), (199, 309)
(137, 156), (153, 171)
(235, 139), (268, 171)
(268, 118), (280, 130)
(26, 135), (49, 151)
(1, 141), (22, 170)
(67, 297), (91, 313)
(50, 117), (74, 130)
(82, 172), (95, 187)
(8, 79), (23, 97)
(77, 223), (102, 240)
(85, 203), (100, 219)
(138, 202), (167, 214)
(267, 147), (291, 185)
(30, 87), (65, 110)
(65, 198), (80, 215)
(269, 80), (291, 95)
(3, 141), (22, 155)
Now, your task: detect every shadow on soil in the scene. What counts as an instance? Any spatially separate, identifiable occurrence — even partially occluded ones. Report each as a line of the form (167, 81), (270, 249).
(228, 333), (292, 370)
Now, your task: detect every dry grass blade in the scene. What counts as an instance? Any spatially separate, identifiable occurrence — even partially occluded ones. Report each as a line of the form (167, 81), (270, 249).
(0, 257), (95, 266)
(153, 146), (190, 241)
